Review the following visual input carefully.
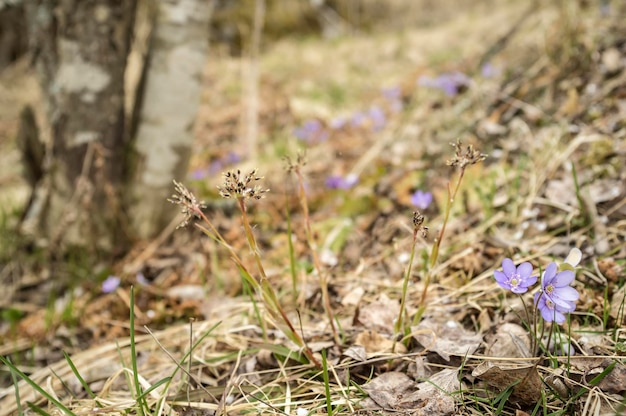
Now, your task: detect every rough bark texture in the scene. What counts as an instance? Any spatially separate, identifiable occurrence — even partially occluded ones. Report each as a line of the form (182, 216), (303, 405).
(0, 1), (28, 70)
(22, 0), (136, 255)
(128, 0), (212, 239)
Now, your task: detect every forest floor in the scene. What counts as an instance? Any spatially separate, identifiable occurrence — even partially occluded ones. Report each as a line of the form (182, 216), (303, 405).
(1, 1), (626, 415)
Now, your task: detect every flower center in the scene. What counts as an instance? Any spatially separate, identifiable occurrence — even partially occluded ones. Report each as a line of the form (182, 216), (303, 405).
(509, 273), (520, 287)
(545, 284), (555, 295)
(546, 299), (555, 309)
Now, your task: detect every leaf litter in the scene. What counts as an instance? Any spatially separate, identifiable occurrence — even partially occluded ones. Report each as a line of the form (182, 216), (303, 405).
(1, 1), (626, 415)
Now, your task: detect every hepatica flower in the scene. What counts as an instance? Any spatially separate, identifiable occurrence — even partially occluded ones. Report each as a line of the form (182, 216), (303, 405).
(480, 62), (500, 79)
(325, 173), (359, 190)
(418, 72), (471, 97)
(294, 119), (329, 143)
(102, 275), (121, 293)
(368, 106), (386, 130)
(534, 262), (579, 323)
(410, 189), (432, 210)
(494, 258), (537, 294)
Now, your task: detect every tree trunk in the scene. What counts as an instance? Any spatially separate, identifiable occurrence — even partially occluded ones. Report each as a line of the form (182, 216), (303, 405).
(127, 0), (213, 239)
(22, 0), (136, 256)
(0, 1), (28, 70)
(20, 0), (213, 259)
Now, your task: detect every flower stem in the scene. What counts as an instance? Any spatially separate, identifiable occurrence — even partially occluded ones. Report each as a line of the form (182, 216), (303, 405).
(293, 167), (340, 346)
(421, 167), (467, 306)
(395, 228), (419, 338)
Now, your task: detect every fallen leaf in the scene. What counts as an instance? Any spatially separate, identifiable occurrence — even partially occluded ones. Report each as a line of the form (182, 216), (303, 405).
(413, 319), (482, 361)
(354, 330), (407, 355)
(343, 345), (367, 362)
(486, 323), (532, 358)
(361, 370), (457, 415)
(610, 285), (626, 325)
(472, 361), (542, 404)
(595, 361), (626, 395)
(356, 293), (400, 334)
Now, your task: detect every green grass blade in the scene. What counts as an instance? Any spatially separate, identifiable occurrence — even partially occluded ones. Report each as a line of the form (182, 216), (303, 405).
(7, 356), (23, 416)
(62, 351), (101, 405)
(493, 381), (518, 414)
(322, 349), (333, 416)
(26, 402), (52, 416)
(137, 376), (172, 401)
(285, 193), (298, 303)
(153, 320), (222, 410)
(0, 356), (77, 416)
(129, 285), (148, 415)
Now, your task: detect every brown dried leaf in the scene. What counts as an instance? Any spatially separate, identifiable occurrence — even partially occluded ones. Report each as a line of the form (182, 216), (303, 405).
(472, 361), (542, 404)
(361, 370), (457, 415)
(354, 330), (407, 355)
(610, 285), (626, 325)
(413, 319), (482, 361)
(343, 345), (367, 362)
(595, 361), (626, 395)
(587, 178), (623, 204)
(486, 323), (532, 358)
(356, 293), (400, 334)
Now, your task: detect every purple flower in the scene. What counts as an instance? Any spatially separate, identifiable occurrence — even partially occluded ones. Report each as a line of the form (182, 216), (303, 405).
(418, 72), (471, 97)
(189, 167), (209, 180)
(410, 190), (433, 210)
(368, 106), (386, 130)
(136, 272), (149, 286)
(208, 160), (223, 175)
(534, 262), (579, 323)
(294, 119), (328, 143)
(494, 258), (537, 294)
(102, 275), (121, 293)
(382, 86), (404, 112)
(224, 151), (241, 164)
(350, 112), (367, 128)
(480, 62), (500, 79)
(325, 173), (358, 190)
(382, 85), (401, 100)
(329, 116), (347, 130)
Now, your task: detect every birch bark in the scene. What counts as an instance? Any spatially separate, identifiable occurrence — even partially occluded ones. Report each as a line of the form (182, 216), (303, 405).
(22, 0), (136, 254)
(127, 0), (213, 239)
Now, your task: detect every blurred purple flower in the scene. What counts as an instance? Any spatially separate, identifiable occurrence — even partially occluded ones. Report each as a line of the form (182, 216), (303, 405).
(481, 62), (500, 78)
(382, 86), (404, 112)
(189, 167), (209, 180)
(534, 262), (579, 323)
(294, 119), (329, 143)
(330, 116), (347, 130)
(326, 173), (359, 190)
(350, 112), (367, 128)
(224, 151), (241, 164)
(410, 190), (433, 210)
(494, 258), (537, 294)
(189, 152), (241, 180)
(136, 272), (149, 286)
(102, 275), (121, 293)
(368, 106), (386, 130)
(418, 71), (471, 97)
(208, 160), (223, 175)
(382, 85), (402, 100)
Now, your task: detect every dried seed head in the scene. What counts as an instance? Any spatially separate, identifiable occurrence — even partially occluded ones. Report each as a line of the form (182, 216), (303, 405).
(217, 169), (269, 200)
(167, 180), (207, 228)
(412, 211), (429, 239)
(284, 151), (307, 172)
(446, 139), (487, 169)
